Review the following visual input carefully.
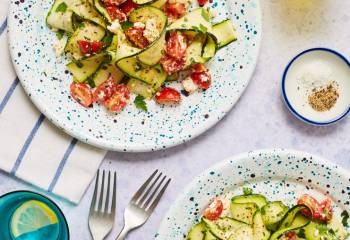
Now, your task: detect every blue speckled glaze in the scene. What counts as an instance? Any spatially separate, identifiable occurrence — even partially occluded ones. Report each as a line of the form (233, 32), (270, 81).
(156, 149), (350, 239)
(8, 0), (261, 152)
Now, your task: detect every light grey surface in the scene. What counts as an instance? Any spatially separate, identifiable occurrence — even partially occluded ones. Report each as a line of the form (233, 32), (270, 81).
(1, 0), (350, 239)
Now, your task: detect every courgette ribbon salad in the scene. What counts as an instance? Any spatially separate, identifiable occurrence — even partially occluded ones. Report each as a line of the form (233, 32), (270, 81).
(187, 190), (350, 240)
(46, 0), (237, 112)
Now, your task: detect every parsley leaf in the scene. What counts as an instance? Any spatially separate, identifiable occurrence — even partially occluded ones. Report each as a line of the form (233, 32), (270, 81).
(201, 8), (210, 22)
(134, 95), (148, 112)
(55, 30), (64, 40)
(297, 229), (306, 238)
(243, 187), (253, 195)
(199, 24), (207, 33)
(102, 34), (113, 45)
(121, 21), (133, 31)
(341, 210), (349, 227)
(191, 26), (200, 31)
(56, 2), (68, 13)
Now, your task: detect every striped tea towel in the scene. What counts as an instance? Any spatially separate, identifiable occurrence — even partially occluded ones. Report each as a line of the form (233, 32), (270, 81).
(0, 1), (107, 203)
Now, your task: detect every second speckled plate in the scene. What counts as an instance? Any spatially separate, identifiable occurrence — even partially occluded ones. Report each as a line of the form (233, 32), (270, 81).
(8, 0), (261, 151)
(156, 149), (350, 239)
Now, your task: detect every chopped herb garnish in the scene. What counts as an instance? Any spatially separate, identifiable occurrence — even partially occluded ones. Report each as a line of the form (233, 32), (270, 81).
(102, 34), (113, 45)
(78, 22), (85, 29)
(199, 24), (207, 33)
(341, 210), (349, 227)
(121, 21), (133, 30)
(201, 8), (210, 22)
(243, 187), (253, 195)
(134, 95), (148, 112)
(184, 17), (188, 22)
(297, 229), (306, 238)
(86, 76), (96, 88)
(55, 2), (67, 13)
(154, 64), (162, 73)
(56, 30), (64, 40)
(192, 26), (200, 31)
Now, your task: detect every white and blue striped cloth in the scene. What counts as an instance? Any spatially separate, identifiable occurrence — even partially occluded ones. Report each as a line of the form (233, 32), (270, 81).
(0, 0), (106, 203)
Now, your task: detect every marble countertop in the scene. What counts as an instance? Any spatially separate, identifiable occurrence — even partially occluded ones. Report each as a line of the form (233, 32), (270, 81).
(1, 0), (350, 239)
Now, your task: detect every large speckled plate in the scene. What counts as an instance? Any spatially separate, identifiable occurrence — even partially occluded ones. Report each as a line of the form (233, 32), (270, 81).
(156, 149), (350, 239)
(8, 0), (261, 151)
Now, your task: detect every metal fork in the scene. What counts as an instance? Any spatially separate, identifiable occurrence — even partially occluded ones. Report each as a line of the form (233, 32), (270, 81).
(89, 170), (117, 240)
(116, 170), (171, 240)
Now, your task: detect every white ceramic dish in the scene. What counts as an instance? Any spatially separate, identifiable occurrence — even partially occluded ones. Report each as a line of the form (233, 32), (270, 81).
(8, 0), (262, 151)
(156, 149), (350, 239)
(282, 48), (350, 126)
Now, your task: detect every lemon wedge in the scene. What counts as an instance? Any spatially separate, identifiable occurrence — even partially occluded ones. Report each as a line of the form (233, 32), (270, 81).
(10, 200), (58, 238)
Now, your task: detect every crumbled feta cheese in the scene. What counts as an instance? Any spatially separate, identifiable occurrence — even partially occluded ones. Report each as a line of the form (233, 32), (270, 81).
(107, 19), (121, 34)
(98, 91), (106, 99)
(143, 18), (160, 43)
(134, 21), (145, 28)
(178, 34), (187, 50)
(52, 38), (66, 58)
(182, 77), (198, 94)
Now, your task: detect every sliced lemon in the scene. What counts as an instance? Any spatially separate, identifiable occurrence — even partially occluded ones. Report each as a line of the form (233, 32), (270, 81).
(10, 200), (58, 238)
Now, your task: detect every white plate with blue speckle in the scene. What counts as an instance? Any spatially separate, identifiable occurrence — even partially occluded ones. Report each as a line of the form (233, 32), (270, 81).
(156, 149), (350, 239)
(8, 0), (262, 151)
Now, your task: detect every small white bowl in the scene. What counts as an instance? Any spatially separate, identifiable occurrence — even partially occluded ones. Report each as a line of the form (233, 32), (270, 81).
(282, 48), (350, 126)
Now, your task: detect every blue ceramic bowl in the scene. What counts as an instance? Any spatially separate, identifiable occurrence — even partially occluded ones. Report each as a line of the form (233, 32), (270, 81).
(282, 48), (350, 126)
(0, 191), (69, 240)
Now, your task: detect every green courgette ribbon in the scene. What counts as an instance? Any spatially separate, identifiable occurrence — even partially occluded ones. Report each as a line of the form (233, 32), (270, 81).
(269, 205), (312, 240)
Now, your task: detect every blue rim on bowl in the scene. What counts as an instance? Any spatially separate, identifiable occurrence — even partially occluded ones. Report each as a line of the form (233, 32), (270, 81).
(0, 190), (70, 240)
(281, 47), (350, 126)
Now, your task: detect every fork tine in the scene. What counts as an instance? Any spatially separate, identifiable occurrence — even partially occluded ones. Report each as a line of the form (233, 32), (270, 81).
(147, 178), (171, 213)
(98, 170), (105, 212)
(137, 172), (162, 206)
(104, 171), (111, 213)
(143, 175), (165, 209)
(131, 170), (158, 203)
(90, 169), (100, 213)
(111, 171), (117, 216)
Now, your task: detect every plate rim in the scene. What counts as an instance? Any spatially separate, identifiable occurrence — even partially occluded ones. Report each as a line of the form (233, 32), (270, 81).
(156, 148), (350, 237)
(7, 0), (263, 152)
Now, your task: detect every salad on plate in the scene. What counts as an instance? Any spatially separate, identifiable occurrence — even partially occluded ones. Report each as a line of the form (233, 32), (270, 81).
(46, 0), (237, 112)
(187, 189), (349, 240)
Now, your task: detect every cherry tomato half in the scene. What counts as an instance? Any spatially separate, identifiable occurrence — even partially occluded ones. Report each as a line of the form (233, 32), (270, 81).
(90, 41), (104, 53)
(165, 32), (188, 60)
(155, 87), (181, 104)
(104, 84), (130, 113)
(160, 55), (185, 75)
(197, 0), (209, 7)
(77, 40), (91, 55)
(297, 194), (333, 222)
(106, 6), (127, 22)
(93, 77), (118, 103)
(125, 27), (150, 49)
(164, 3), (186, 19)
(70, 82), (93, 108)
(119, 0), (138, 14)
(203, 198), (223, 221)
(190, 71), (212, 90)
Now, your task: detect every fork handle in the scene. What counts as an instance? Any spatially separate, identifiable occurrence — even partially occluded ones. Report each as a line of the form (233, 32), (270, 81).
(116, 226), (130, 240)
